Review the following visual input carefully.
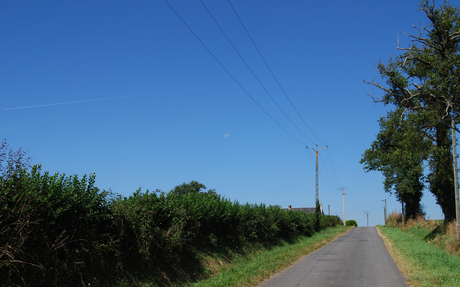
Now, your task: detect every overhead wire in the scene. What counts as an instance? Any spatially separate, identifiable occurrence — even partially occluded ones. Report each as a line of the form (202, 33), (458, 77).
(327, 149), (341, 187)
(347, 190), (372, 212)
(199, 0), (315, 145)
(305, 147), (339, 195)
(164, 0), (306, 146)
(227, 0), (326, 146)
(319, 153), (336, 189)
(167, 0), (348, 206)
(305, 149), (335, 200)
(227, 0), (347, 195)
(346, 206), (384, 214)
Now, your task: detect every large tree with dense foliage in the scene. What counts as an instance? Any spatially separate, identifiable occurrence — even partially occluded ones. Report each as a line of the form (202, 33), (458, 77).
(362, 0), (460, 221)
(361, 109), (431, 218)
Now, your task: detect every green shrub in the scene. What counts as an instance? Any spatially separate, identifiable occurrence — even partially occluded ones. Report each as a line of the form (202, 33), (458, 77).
(0, 165), (115, 286)
(1, 169), (346, 287)
(320, 215), (343, 228)
(345, 219), (358, 227)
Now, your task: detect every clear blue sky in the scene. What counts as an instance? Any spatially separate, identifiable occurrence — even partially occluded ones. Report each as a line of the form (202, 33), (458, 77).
(2, 0), (457, 226)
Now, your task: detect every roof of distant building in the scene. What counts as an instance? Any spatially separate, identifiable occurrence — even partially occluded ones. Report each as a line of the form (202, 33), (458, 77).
(284, 207), (316, 213)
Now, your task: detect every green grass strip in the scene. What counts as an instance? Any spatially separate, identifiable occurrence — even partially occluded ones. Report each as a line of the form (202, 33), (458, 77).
(188, 226), (352, 287)
(378, 226), (460, 287)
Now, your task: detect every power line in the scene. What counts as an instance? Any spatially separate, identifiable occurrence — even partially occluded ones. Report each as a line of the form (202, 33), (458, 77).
(167, 0), (349, 209)
(164, 0), (306, 146)
(347, 206), (383, 214)
(327, 149), (341, 187)
(319, 152), (336, 189)
(318, 171), (334, 192)
(227, 0), (326, 146)
(306, 147), (341, 194)
(346, 191), (368, 212)
(307, 145), (327, 202)
(199, 0), (315, 145)
(306, 149), (335, 193)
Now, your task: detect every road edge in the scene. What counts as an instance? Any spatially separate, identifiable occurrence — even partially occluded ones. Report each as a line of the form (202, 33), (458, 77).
(255, 226), (354, 286)
(375, 226), (413, 287)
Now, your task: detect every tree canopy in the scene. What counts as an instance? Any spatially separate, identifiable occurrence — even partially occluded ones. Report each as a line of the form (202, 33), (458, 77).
(362, 0), (460, 221)
(171, 180), (217, 197)
(360, 109), (430, 218)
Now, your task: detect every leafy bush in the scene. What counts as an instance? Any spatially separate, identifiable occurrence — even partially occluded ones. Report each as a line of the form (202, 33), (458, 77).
(0, 165), (115, 286)
(345, 219), (358, 227)
(321, 215), (343, 228)
(0, 153), (344, 287)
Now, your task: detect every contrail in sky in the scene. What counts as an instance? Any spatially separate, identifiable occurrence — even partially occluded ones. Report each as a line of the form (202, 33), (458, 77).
(3, 95), (141, 110)
(3, 72), (360, 111)
(2, 86), (232, 111)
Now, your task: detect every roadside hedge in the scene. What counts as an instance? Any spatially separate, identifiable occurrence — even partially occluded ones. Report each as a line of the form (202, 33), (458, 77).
(1, 166), (343, 286)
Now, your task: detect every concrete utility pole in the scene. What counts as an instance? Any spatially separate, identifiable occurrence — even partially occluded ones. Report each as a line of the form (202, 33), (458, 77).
(382, 199), (387, 225)
(401, 201), (405, 227)
(364, 211), (371, 227)
(339, 187), (347, 226)
(452, 116), (460, 240)
(307, 145), (327, 203)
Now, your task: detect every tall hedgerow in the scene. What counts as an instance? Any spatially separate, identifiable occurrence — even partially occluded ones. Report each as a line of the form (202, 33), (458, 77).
(0, 165), (115, 286)
(0, 141), (343, 286)
(110, 188), (344, 279)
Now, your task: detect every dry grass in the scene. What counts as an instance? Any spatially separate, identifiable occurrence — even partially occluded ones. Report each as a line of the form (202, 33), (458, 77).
(376, 227), (415, 286)
(378, 224), (460, 287)
(385, 212), (460, 257)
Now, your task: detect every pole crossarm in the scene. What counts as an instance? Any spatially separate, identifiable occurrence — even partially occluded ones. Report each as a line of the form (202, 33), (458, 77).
(306, 145), (328, 152)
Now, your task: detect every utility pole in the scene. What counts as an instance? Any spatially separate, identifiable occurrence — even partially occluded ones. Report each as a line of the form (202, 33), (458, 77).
(382, 199), (387, 225)
(401, 201), (405, 227)
(364, 211), (371, 227)
(451, 115), (460, 240)
(339, 187), (347, 226)
(307, 145), (328, 203)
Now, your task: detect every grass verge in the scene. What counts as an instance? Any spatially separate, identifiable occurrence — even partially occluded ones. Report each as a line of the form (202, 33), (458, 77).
(377, 225), (460, 287)
(187, 226), (352, 287)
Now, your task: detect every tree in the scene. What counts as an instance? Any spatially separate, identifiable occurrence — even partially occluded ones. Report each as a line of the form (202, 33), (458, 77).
(171, 180), (217, 196)
(0, 139), (31, 180)
(363, 0), (460, 222)
(361, 109), (430, 218)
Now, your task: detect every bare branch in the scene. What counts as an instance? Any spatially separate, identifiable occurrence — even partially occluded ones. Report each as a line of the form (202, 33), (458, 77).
(439, 101), (451, 120)
(368, 94), (384, 103)
(450, 29), (460, 38)
(363, 79), (391, 94)
(399, 107), (408, 122)
(401, 25), (430, 43)
(403, 87), (420, 103)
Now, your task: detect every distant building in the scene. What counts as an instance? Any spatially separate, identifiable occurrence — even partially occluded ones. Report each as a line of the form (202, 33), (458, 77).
(285, 205), (316, 214)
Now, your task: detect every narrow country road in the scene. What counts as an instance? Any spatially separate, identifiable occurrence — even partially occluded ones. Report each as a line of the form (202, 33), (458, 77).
(259, 227), (407, 287)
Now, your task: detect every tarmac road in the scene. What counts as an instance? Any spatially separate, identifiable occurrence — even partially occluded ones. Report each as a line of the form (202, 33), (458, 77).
(259, 227), (407, 287)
